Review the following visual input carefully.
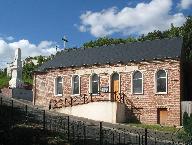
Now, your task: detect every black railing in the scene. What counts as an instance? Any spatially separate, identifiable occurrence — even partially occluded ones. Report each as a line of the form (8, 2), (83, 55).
(0, 96), (185, 145)
(49, 91), (129, 109)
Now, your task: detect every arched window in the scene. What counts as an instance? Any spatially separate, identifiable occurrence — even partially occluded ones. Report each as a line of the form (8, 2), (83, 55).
(55, 76), (63, 96)
(91, 74), (99, 94)
(72, 75), (80, 95)
(156, 70), (167, 93)
(133, 71), (143, 94)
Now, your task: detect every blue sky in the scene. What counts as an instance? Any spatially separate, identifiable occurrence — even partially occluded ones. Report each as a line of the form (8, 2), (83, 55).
(0, 0), (192, 68)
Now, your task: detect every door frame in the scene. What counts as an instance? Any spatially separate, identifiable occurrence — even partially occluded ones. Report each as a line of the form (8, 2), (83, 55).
(110, 72), (121, 101)
(157, 108), (168, 125)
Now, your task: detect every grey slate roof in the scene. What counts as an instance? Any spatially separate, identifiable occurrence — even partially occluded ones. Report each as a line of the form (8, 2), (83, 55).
(37, 37), (183, 72)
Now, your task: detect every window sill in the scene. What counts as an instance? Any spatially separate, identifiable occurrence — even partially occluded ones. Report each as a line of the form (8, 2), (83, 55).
(91, 93), (100, 96)
(155, 92), (167, 95)
(71, 94), (80, 97)
(132, 93), (144, 95)
(54, 94), (63, 97)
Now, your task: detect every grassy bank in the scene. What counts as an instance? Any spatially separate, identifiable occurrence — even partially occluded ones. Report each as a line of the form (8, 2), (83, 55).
(0, 124), (69, 145)
(0, 105), (69, 145)
(127, 123), (181, 132)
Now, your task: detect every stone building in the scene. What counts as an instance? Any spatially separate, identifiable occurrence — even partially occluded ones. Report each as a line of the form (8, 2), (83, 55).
(33, 37), (184, 126)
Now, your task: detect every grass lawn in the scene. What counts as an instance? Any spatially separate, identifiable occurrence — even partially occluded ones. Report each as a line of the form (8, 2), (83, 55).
(1, 124), (70, 145)
(125, 123), (182, 133)
(0, 105), (70, 145)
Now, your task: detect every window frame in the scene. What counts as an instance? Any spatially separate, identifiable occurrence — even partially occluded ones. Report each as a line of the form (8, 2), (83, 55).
(71, 75), (80, 96)
(155, 69), (168, 94)
(89, 73), (100, 95)
(54, 76), (63, 96)
(132, 70), (144, 95)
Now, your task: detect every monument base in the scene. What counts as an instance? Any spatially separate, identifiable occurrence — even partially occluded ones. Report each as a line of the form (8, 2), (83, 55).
(9, 78), (23, 89)
(0, 88), (33, 102)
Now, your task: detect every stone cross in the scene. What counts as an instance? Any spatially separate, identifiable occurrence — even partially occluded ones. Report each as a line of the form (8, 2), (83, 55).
(9, 48), (23, 88)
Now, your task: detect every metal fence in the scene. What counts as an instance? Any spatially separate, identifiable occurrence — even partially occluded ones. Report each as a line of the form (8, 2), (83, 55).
(0, 96), (185, 145)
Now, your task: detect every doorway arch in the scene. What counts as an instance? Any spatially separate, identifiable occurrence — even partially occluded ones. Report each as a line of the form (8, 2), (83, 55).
(111, 72), (120, 101)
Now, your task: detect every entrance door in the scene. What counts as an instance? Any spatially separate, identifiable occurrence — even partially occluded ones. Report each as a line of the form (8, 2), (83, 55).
(111, 73), (119, 102)
(157, 108), (168, 125)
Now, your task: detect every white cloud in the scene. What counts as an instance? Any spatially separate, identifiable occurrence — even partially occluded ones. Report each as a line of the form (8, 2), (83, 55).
(79, 0), (186, 37)
(0, 36), (14, 41)
(0, 39), (57, 68)
(6, 36), (14, 41)
(179, 0), (192, 9)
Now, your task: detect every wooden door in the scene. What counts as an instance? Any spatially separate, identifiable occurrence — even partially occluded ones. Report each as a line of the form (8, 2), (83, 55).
(157, 108), (168, 125)
(111, 73), (119, 102)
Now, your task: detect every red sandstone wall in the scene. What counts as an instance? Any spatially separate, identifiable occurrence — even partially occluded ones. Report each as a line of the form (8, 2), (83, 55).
(33, 59), (181, 126)
(1, 88), (12, 97)
(120, 60), (181, 126)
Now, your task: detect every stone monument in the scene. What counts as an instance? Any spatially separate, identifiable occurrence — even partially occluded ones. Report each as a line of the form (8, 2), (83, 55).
(9, 48), (23, 88)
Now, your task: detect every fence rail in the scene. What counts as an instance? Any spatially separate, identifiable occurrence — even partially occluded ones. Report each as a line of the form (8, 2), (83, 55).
(0, 96), (185, 145)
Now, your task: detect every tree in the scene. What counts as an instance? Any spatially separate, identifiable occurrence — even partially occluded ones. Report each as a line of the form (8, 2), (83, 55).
(37, 55), (45, 65)
(181, 112), (192, 143)
(23, 62), (36, 84)
(83, 37), (137, 48)
(82, 17), (192, 62)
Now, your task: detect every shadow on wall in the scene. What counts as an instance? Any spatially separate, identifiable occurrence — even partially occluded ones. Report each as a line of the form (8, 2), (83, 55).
(121, 93), (142, 124)
(125, 107), (141, 124)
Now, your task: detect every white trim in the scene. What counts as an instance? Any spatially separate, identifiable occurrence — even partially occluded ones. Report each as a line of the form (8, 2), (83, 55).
(89, 74), (91, 93)
(108, 75), (111, 100)
(131, 70), (144, 95)
(119, 73), (121, 94)
(71, 74), (81, 95)
(155, 69), (168, 94)
(54, 76), (63, 96)
(110, 72), (120, 100)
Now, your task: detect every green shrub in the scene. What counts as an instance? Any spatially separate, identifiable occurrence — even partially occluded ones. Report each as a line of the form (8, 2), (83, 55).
(180, 112), (192, 143)
(0, 71), (10, 89)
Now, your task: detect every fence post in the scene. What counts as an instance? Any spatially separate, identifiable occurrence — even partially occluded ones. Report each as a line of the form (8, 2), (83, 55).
(112, 132), (115, 145)
(114, 91), (117, 102)
(145, 128), (148, 145)
(90, 93), (93, 102)
(155, 131), (157, 145)
(11, 100), (13, 110)
(67, 116), (70, 141)
(43, 110), (45, 130)
(0, 97), (2, 106)
(25, 105), (28, 123)
(119, 132), (121, 144)
(83, 122), (86, 144)
(70, 97), (73, 107)
(100, 122), (103, 145)
(65, 98), (67, 107)
(0, 97), (2, 115)
(83, 94), (86, 104)
(11, 100), (13, 122)
(138, 134), (141, 145)
(124, 129), (126, 144)
(123, 93), (125, 103)
(72, 122), (75, 140)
